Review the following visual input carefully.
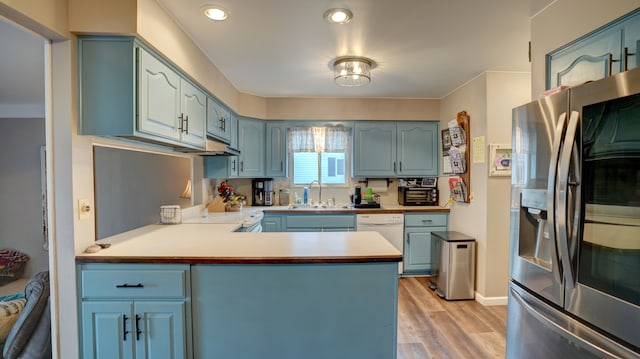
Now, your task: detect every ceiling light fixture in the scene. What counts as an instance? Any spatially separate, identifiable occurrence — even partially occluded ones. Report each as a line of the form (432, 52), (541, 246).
(331, 56), (376, 87)
(324, 8), (353, 24)
(203, 6), (229, 21)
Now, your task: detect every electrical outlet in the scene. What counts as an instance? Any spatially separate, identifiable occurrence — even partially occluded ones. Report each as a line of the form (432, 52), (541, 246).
(78, 198), (92, 220)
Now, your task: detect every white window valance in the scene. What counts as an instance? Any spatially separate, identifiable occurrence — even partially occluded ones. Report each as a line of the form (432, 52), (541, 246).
(288, 126), (350, 153)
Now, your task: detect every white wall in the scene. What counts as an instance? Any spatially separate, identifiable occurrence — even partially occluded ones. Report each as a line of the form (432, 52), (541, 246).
(439, 71), (530, 302)
(0, 118), (48, 277)
(440, 73), (490, 298)
(485, 72), (531, 297)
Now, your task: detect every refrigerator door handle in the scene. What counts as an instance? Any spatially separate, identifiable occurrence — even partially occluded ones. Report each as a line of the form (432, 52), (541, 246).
(546, 112), (567, 285)
(556, 110), (580, 289)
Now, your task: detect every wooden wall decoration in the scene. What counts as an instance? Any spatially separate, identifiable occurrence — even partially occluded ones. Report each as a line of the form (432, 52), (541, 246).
(446, 111), (471, 203)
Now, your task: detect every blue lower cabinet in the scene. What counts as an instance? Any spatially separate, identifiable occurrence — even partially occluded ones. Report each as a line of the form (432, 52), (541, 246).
(81, 302), (134, 359)
(134, 302), (187, 359)
(81, 301), (186, 359)
(191, 263), (398, 359)
(78, 264), (191, 359)
(261, 214), (283, 232)
(284, 214), (356, 232)
(403, 213), (448, 274)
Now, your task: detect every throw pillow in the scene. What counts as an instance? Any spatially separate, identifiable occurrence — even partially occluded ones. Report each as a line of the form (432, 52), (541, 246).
(0, 299), (26, 344)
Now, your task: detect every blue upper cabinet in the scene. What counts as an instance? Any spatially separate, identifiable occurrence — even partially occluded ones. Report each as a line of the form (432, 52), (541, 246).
(354, 121), (439, 178)
(203, 114), (243, 179)
(547, 9), (640, 89)
(397, 122), (439, 177)
(265, 121), (288, 177)
(547, 28), (623, 89)
(79, 36), (206, 150)
(206, 97), (232, 143)
(179, 80), (207, 148)
(139, 48), (206, 148)
(227, 114), (240, 178)
(138, 48), (182, 142)
(237, 117), (265, 178)
(353, 122), (397, 177)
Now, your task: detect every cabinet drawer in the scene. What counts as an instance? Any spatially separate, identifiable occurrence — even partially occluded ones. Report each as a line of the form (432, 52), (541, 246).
(81, 268), (187, 299)
(286, 215), (355, 229)
(404, 213), (448, 227)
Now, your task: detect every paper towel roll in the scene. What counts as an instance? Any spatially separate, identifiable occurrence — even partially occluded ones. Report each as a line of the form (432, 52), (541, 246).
(367, 179), (388, 193)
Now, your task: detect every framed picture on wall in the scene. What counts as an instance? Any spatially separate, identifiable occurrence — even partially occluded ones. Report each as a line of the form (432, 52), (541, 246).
(489, 144), (512, 176)
(441, 129), (452, 151)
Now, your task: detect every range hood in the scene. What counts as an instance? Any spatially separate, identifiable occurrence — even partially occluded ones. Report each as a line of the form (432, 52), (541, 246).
(178, 138), (240, 156)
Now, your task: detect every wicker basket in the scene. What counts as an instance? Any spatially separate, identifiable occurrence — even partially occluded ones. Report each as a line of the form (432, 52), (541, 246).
(0, 249), (29, 286)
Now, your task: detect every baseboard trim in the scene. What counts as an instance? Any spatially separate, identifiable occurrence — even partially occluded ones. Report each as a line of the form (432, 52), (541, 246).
(475, 292), (508, 306)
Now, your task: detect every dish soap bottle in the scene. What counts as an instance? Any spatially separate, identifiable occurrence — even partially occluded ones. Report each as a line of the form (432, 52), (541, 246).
(303, 186), (309, 204)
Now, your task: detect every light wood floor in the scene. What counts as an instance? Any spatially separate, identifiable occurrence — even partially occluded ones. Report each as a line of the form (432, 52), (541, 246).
(397, 277), (508, 359)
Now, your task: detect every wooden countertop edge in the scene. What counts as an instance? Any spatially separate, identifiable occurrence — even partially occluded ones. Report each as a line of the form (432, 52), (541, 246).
(263, 208), (450, 214)
(75, 255), (403, 264)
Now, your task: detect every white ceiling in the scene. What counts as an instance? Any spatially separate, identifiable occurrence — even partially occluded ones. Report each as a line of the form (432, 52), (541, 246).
(159, 0), (555, 99)
(0, 0), (555, 111)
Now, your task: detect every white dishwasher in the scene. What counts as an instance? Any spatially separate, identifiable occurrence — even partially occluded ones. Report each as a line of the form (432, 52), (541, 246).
(356, 213), (404, 274)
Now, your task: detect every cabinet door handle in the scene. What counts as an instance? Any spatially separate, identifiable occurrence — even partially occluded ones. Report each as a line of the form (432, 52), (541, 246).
(399, 161), (402, 172)
(240, 161), (244, 172)
(219, 117), (225, 131)
(231, 159), (236, 171)
(222, 117), (226, 131)
(421, 219), (433, 223)
(393, 162), (397, 172)
(624, 47), (636, 71)
(608, 53), (620, 76)
(135, 314), (142, 341)
(178, 114), (184, 132)
(280, 161), (283, 172)
(116, 283), (144, 288)
(123, 314), (130, 341)
(184, 115), (189, 134)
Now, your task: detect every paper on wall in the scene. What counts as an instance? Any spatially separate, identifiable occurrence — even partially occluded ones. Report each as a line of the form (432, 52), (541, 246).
(448, 145), (466, 174)
(448, 119), (466, 146)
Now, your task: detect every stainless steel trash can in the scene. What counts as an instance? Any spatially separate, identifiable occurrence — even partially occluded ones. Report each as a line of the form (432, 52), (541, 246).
(429, 231), (475, 300)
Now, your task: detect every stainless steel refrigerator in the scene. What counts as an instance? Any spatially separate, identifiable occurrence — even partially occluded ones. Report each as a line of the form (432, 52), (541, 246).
(508, 67), (640, 358)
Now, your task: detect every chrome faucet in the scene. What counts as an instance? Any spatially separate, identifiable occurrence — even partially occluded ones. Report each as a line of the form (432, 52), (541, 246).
(308, 180), (322, 205)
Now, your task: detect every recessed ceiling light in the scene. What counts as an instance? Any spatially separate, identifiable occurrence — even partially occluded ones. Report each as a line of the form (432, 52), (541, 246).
(324, 8), (353, 24)
(203, 6), (229, 21)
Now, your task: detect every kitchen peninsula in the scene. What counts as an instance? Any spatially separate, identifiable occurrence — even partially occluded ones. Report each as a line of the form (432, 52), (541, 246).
(76, 223), (401, 359)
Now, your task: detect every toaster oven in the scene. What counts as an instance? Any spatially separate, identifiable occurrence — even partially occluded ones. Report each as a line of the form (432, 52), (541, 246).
(398, 187), (439, 206)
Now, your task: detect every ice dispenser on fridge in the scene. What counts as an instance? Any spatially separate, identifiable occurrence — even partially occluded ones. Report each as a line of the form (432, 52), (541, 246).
(518, 189), (554, 270)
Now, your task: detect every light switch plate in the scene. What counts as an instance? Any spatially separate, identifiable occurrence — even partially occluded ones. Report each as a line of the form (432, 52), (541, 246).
(78, 198), (92, 220)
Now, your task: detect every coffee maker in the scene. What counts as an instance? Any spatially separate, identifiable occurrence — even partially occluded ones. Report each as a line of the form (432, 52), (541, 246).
(252, 179), (274, 206)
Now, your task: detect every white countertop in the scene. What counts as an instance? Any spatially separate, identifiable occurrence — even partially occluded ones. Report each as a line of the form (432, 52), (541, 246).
(77, 222), (402, 264)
